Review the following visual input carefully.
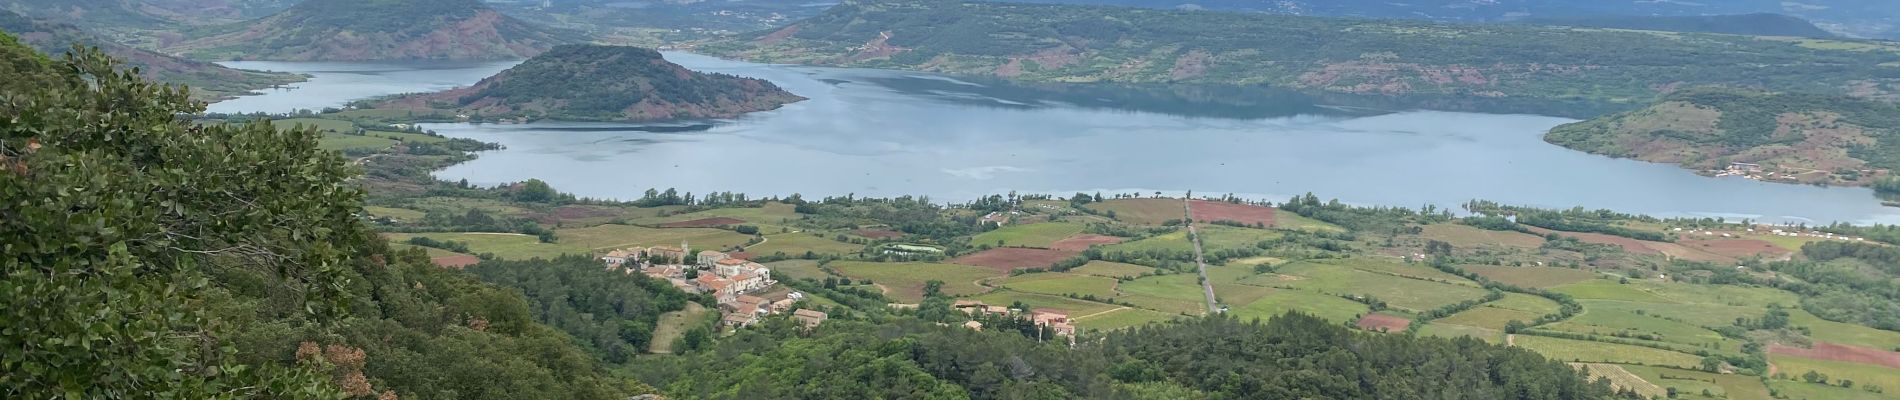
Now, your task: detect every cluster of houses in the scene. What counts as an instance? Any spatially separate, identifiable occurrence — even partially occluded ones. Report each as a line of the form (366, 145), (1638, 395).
(952, 300), (1075, 338)
(603, 242), (825, 329)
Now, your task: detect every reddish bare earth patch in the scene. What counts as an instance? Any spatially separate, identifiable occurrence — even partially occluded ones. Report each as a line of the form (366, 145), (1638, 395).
(431, 255), (482, 269)
(1769, 342), (1900, 369)
(659, 217), (746, 228)
(852, 229), (905, 239)
(1524, 227), (1662, 255)
(1049, 234), (1126, 251)
(1680, 238), (1791, 259)
(1355, 314), (1412, 332)
(1188, 200), (1277, 227)
(951, 248), (1081, 272)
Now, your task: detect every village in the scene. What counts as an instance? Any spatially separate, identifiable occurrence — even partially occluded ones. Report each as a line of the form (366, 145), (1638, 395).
(600, 240), (1077, 339)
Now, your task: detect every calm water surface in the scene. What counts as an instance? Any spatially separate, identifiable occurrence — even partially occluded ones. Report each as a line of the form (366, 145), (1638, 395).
(208, 60), (518, 114)
(209, 53), (1900, 224)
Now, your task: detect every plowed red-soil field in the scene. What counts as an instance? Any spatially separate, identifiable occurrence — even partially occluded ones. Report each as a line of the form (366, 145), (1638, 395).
(1769, 342), (1900, 369)
(951, 248), (1080, 272)
(659, 217), (745, 228)
(1189, 200), (1276, 226)
(1049, 234), (1125, 251)
(1355, 314), (1411, 332)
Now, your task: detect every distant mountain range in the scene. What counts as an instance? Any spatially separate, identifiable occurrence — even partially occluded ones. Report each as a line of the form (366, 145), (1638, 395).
(1002, 0), (1900, 39)
(1518, 13), (1835, 38)
(164, 0), (582, 61)
(0, 9), (300, 100)
(1547, 88), (1900, 187)
(701, 0), (1900, 112)
(373, 44), (803, 121)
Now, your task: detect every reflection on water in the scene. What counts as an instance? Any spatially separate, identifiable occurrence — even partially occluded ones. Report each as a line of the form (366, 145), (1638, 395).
(206, 53), (1900, 224)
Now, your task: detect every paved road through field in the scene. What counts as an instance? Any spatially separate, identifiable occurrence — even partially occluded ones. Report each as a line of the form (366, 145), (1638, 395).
(1184, 198), (1220, 314)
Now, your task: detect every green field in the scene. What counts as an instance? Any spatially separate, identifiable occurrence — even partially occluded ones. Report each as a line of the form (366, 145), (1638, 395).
(318, 133), (396, 151)
(969, 291), (1121, 316)
(1790, 310), (1900, 350)
(1628, 281), (1799, 308)
(1104, 224), (1281, 253)
(1072, 307), (1176, 331)
(1513, 335), (1705, 369)
(1272, 261), (1489, 312)
(996, 273), (1119, 299)
(747, 233), (863, 257)
(1341, 258), (1479, 285)
(1770, 354), (1900, 395)
(1491, 293), (1563, 315)
(383, 232), (589, 260)
(395, 244), (469, 260)
(555, 224), (753, 252)
(1273, 212), (1345, 232)
(1767, 380), (1895, 400)
(763, 260), (830, 281)
(1439, 306), (1542, 330)
(1548, 302), (1738, 353)
(972, 222), (1087, 248)
(830, 261), (998, 303)
(1463, 265), (1597, 288)
(1069, 261), (1156, 278)
(405, 196), (539, 218)
(1227, 288), (1371, 324)
(1550, 279), (1680, 303)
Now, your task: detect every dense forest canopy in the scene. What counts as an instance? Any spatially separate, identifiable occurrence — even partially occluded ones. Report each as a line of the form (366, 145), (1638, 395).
(0, 33), (649, 398)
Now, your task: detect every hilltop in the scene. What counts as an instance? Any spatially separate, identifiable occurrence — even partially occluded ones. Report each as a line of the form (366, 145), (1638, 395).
(374, 45), (803, 121)
(166, 0), (580, 61)
(701, 0), (1900, 110)
(0, 9), (301, 100)
(1521, 13), (1835, 38)
(1546, 88), (1900, 186)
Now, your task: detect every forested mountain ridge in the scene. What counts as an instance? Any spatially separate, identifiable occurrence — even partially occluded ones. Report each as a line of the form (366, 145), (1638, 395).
(998, 0), (1900, 39)
(165, 0), (582, 61)
(699, 0), (1900, 108)
(1546, 88), (1900, 187)
(1520, 13), (1835, 38)
(0, 9), (302, 100)
(373, 44), (804, 122)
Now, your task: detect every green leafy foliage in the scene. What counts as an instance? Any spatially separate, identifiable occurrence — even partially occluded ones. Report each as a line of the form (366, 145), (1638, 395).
(0, 33), (649, 399)
(463, 256), (700, 363)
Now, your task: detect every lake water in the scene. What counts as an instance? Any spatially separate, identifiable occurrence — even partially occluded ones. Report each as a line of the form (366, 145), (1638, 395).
(208, 53), (1900, 224)
(207, 60), (518, 114)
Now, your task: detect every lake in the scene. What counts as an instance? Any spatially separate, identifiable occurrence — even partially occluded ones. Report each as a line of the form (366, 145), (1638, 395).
(210, 54), (1900, 225)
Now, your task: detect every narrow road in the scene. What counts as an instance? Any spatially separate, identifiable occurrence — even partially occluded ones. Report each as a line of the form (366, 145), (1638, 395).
(1184, 198), (1219, 314)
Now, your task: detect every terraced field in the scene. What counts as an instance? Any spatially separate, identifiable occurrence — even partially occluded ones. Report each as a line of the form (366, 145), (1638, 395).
(746, 233), (863, 256)
(1069, 261), (1155, 278)
(1226, 288), (1370, 323)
